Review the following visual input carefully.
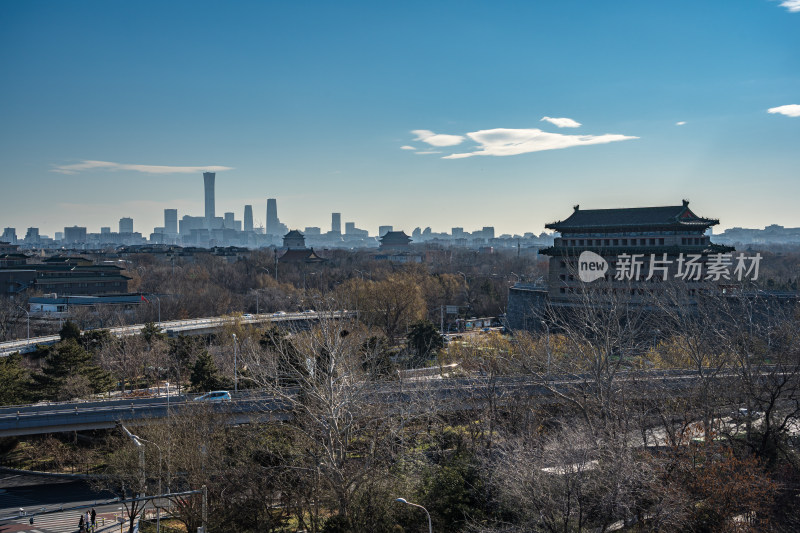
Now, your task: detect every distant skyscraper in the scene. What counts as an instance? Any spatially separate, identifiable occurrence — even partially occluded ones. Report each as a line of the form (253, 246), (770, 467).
(64, 226), (87, 244)
(1, 228), (16, 244)
(119, 217), (133, 234)
(24, 227), (40, 243)
(101, 227), (111, 235)
(164, 209), (178, 234)
(331, 212), (341, 234)
(203, 172), (216, 228)
(243, 205), (253, 232)
(224, 212), (235, 229)
(266, 198), (279, 234)
(378, 225), (393, 237)
(345, 222), (355, 235)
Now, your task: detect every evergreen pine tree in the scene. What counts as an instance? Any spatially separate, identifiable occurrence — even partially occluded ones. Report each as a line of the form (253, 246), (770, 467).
(190, 350), (226, 392)
(0, 353), (30, 405)
(407, 320), (444, 362)
(59, 320), (81, 342)
(33, 339), (114, 400)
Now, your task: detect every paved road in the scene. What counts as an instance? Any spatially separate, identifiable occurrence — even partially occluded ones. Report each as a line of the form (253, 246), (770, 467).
(0, 472), (121, 533)
(0, 310), (352, 356)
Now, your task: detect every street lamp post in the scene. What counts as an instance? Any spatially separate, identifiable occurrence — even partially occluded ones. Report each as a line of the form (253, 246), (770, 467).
(136, 437), (164, 497)
(16, 305), (30, 346)
(395, 498), (432, 533)
(232, 333), (238, 394)
(120, 425), (146, 496)
(165, 381), (172, 514)
(541, 320), (551, 375)
(147, 295), (162, 326)
(456, 271), (470, 312)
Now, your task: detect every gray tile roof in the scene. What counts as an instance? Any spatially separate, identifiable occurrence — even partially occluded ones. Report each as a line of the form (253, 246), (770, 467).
(546, 202), (719, 231)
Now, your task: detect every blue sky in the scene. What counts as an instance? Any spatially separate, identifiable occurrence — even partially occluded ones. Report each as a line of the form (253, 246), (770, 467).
(1, 0), (798, 237)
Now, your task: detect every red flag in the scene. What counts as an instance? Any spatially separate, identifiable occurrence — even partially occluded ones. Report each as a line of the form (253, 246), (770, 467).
(141, 294), (149, 302)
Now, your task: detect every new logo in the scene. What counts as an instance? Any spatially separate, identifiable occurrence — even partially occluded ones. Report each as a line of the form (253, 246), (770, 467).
(578, 251), (608, 282)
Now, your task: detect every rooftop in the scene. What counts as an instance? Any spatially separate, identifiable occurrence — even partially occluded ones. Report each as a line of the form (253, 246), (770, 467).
(546, 200), (719, 232)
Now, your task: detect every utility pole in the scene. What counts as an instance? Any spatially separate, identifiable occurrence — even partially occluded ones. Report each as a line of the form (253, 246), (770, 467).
(120, 424), (145, 496)
(201, 485), (208, 533)
(16, 306), (30, 346)
(232, 334), (238, 394)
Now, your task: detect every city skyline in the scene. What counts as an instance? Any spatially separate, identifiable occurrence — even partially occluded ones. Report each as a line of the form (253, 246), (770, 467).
(1, 1), (798, 237)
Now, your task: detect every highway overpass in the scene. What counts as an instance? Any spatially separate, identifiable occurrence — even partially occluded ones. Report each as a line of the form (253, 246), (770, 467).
(0, 370), (744, 438)
(0, 311), (353, 357)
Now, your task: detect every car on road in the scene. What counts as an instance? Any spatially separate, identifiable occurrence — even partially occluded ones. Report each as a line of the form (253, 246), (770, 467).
(193, 390), (231, 402)
(242, 314), (254, 319)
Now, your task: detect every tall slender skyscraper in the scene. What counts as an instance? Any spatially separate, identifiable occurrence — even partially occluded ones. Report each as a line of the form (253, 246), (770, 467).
(331, 212), (341, 234)
(266, 198), (279, 235)
(203, 172), (216, 228)
(164, 209), (178, 234)
(243, 205), (253, 232)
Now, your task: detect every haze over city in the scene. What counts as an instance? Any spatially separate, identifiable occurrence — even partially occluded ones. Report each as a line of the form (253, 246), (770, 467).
(1, 1), (798, 237)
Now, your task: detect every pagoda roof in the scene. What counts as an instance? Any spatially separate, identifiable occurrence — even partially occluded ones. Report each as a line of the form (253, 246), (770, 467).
(546, 201), (719, 232)
(284, 229), (304, 239)
(278, 248), (327, 263)
(380, 231), (411, 244)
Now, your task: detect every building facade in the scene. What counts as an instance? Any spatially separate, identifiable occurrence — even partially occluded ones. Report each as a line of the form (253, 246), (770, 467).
(539, 201), (735, 301)
(506, 201), (746, 330)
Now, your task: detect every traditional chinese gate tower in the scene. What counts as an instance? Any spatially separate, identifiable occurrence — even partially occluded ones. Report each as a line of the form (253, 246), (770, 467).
(539, 200), (739, 301)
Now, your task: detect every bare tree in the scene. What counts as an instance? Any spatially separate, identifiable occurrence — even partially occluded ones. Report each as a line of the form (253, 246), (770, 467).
(241, 308), (407, 525)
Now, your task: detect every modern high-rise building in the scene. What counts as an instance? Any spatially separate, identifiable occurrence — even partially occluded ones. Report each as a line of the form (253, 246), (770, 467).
(266, 198), (279, 234)
(101, 227), (111, 235)
(243, 205), (253, 232)
(64, 226), (87, 244)
(164, 209), (178, 234)
(224, 212), (235, 229)
(119, 217), (134, 234)
(378, 225), (393, 237)
(1, 228), (16, 244)
(24, 227), (40, 243)
(331, 213), (341, 234)
(203, 172), (216, 228)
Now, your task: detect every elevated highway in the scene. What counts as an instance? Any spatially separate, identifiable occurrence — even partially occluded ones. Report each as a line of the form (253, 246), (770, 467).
(0, 311), (352, 356)
(0, 369), (752, 438)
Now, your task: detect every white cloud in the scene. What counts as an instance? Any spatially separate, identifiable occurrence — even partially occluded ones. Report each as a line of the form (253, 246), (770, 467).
(400, 145), (416, 150)
(442, 128), (638, 159)
(52, 160), (234, 175)
(779, 0), (800, 13)
(540, 116), (581, 128)
(411, 129), (465, 147)
(676, 121), (687, 126)
(767, 104), (800, 117)
(415, 150), (441, 155)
